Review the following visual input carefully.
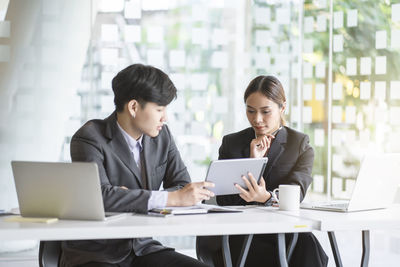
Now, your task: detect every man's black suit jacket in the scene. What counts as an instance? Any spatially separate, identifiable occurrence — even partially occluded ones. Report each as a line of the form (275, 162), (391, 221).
(60, 112), (190, 267)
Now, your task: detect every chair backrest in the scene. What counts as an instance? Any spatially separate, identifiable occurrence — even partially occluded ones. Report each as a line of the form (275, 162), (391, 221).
(39, 241), (61, 267)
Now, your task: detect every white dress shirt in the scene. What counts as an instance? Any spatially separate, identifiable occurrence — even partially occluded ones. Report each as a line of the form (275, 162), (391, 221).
(117, 122), (168, 210)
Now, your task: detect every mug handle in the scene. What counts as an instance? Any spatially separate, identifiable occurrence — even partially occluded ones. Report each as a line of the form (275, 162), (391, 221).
(272, 188), (279, 203)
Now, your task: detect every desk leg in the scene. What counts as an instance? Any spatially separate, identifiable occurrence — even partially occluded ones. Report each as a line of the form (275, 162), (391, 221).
(277, 233), (288, 267)
(361, 230), (370, 267)
(237, 234), (253, 267)
(328, 231), (343, 267)
(222, 235), (233, 267)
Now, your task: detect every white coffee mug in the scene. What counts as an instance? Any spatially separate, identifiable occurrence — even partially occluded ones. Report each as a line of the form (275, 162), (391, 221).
(272, 184), (300, 211)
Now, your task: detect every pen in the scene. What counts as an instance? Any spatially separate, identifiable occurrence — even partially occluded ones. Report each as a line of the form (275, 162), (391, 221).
(256, 127), (282, 147)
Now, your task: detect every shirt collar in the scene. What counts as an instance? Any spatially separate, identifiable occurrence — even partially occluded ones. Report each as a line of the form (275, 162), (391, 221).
(117, 122), (143, 152)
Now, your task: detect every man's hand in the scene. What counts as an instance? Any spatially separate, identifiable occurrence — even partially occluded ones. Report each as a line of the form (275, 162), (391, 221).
(235, 173), (271, 203)
(167, 181), (215, 206)
(250, 135), (274, 158)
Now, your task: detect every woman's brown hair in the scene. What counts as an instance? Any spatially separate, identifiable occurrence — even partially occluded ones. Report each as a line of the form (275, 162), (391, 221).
(244, 75), (286, 126)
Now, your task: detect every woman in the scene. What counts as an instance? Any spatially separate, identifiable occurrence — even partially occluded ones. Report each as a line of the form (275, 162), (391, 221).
(197, 76), (328, 267)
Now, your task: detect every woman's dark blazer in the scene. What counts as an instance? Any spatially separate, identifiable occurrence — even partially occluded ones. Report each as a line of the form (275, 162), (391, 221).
(216, 126), (314, 205)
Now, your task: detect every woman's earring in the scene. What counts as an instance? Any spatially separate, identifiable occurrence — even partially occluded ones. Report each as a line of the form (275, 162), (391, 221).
(132, 114), (136, 119)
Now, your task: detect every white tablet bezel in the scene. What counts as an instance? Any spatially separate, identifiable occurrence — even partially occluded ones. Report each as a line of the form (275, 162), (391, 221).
(205, 158), (268, 196)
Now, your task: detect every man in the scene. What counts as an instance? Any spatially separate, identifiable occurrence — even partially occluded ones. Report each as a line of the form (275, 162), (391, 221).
(60, 64), (214, 267)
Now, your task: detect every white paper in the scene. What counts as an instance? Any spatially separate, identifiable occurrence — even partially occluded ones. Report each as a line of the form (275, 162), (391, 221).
(255, 30), (271, 47)
(390, 107), (400, 125)
(192, 28), (208, 47)
(315, 61), (326, 78)
(333, 82), (343, 100)
(0, 45), (10, 62)
(360, 57), (371, 75)
(211, 51), (228, 68)
(101, 95), (114, 113)
(375, 30), (387, 49)
(170, 73), (185, 91)
(255, 53), (270, 69)
(191, 5), (207, 21)
(345, 179), (356, 196)
(316, 14), (327, 32)
(101, 48), (118, 65)
(334, 11), (344, 29)
(313, 175), (324, 193)
(392, 3), (400, 22)
(332, 129), (343, 147)
(169, 97), (185, 113)
(332, 106), (342, 123)
(101, 24), (119, 42)
(169, 50), (186, 68)
(315, 83), (325, 101)
(390, 81), (400, 99)
(101, 72), (114, 89)
(303, 39), (314, 53)
(0, 21), (10, 38)
(314, 128), (325, 147)
(303, 106), (312, 123)
(125, 25), (141, 43)
(346, 130), (356, 144)
(303, 62), (313, 78)
(213, 97), (228, 114)
(360, 81), (371, 100)
(190, 73), (208, 91)
(345, 106), (356, 124)
(315, 0), (327, 9)
(333, 34), (343, 52)
(124, 0), (141, 19)
(391, 29), (400, 48)
(304, 16), (314, 33)
(147, 26), (164, 44)
(147, 49), (164, 69)
(17, 94), (35, 113)
(346, 58), (357, 76)
(212, 28), (228, 46)
(374, 81), (386, 100)
(375, 56), (386, 75)
(191, 97), (207, 111)
(303, 84), (313, 101)
(276, 8), (290, 25)
(347, 9), (358, 27)
(254, 7), (271, 25)
(332, 177), (343, 197)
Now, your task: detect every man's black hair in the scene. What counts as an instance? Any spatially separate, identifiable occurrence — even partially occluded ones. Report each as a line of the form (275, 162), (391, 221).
(112, 64), (177, 112)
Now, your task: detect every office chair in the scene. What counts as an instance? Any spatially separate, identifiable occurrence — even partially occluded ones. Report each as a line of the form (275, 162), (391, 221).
(39, 241), (62, 267)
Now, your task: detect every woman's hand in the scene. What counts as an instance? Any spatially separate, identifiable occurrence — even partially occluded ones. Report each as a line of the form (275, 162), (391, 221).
(250, 135), (274, 158)
(235, 173), (271, 203)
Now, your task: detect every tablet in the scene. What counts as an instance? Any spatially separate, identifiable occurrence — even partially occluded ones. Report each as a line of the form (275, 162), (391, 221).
(205, 158), (268, 196)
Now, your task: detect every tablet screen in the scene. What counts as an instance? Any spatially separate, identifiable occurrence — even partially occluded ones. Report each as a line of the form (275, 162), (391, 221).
(205, 158), (268, 195)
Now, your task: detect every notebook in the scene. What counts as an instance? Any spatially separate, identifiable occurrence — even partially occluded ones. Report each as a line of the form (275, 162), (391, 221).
(301, 153), (400, 212)
(11, 161), (126, 221)
(149, 203), (243, 217)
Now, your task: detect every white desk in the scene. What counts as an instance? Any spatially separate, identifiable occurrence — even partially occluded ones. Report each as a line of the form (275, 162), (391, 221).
(0, 208), (317, 267)
(267, 205), (400, 267)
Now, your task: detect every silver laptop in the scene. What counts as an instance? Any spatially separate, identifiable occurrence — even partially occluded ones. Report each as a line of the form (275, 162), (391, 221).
(11, 161), (126, 221)
(301, 153), (400, 212)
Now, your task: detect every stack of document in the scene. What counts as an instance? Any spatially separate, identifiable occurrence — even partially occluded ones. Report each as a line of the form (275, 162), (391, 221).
(149, 204), (242, 217)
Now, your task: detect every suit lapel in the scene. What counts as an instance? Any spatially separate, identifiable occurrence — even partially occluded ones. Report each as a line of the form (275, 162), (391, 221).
(104, 112), (144, 187)
(264, 127), (287, 178)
